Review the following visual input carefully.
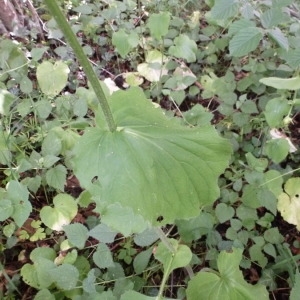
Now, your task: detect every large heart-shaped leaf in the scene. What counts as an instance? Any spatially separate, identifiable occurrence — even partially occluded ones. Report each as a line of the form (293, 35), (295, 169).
(73, 88), (231, 228)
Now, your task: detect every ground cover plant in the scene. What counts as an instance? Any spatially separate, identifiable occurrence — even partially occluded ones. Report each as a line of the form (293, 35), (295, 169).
(1, 0), (300, 299)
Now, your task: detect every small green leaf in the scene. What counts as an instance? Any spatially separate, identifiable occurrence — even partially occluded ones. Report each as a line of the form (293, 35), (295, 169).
(37, 61), (69, 96)
(147, 12), (170, 40)
(21, 258), (56, 289)
(277, 178), (300, 230)
(82, 269), (97, 294)
(101, 203), (148, 236)
(34, 289), (55, 300)
(40, 194), (77, 231)
(291, 271), (300, 300)
(42, 131), (62, 156)
(268, 28), (289, 51)
(169, 34), (197, 62)
(35, 99), (53, 119)
(260, 8), (287, 29)
(7, 181), (31, 227)
(211, 0), (239, 21)
(0, 90), (14, 116)
(137, 50), (168, 82)
(46, 164), (67, 191)
(264, 227), (284, 244)
(154, 239), (192, 276)
(93, 243), (114, 269)
(228, 19), (256, 36)
(112, 29), (139, 58)
(121, 290), (156, 300)
(264, 97), (290, 127)
(215, 203), (235, 223)
(229, 27), (262, 57)
(265, 138), (289, 163)
(186, 248), (269, 300)
(50, 264), (79, 290)
(88, 223), (117, 243)
(133, 247), (153, 275)
(260, 76), (300, 90)
(0, 199), (13, 221)
(64, 223), (89, 249)
(20, 76), (33, 94)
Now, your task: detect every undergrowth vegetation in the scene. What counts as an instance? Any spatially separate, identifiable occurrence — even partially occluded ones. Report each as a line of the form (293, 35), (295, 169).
(1, 0), (300, 299)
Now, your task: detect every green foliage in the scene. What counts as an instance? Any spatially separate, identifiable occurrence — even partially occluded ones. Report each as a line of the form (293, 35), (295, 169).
(278, 178), (300, 230)
(36, 61), (70, 96)
(1, 0), (300, 298)
(187, 248), (268, 300)
(73, 87), (231, 230)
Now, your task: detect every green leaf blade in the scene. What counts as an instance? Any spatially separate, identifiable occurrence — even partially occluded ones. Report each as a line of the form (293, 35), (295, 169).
(229, 27), (262, 57)
(147, 12), (170, 40)
(73, 88), (232, 229)
(211, 0), (240, 21)
(37, 61), (69, 97)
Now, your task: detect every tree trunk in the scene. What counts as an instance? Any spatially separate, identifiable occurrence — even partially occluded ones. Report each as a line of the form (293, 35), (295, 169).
(0, 0), (42, 37)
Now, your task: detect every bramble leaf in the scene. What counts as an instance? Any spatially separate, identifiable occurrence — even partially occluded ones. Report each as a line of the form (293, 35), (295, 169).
(229, 27), (262, 57)
(211, 0), (240, 21)
(73, 88), (232, 230)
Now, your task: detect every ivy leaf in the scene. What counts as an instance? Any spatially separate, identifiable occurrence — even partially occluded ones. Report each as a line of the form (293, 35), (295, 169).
(147, 12), (170, 40)
(73, 88), (231, 229)
(112, 29), (139, 58)
(186, 248), (269, 300)
(277, 178), (300, 230)
(169, 34), (197, 62)
(37, 61), (69, 97)
(229, 27), (262, 57)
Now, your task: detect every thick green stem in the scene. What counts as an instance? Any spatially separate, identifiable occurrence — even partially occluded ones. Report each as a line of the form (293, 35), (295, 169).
(43, 0), (116, 132)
